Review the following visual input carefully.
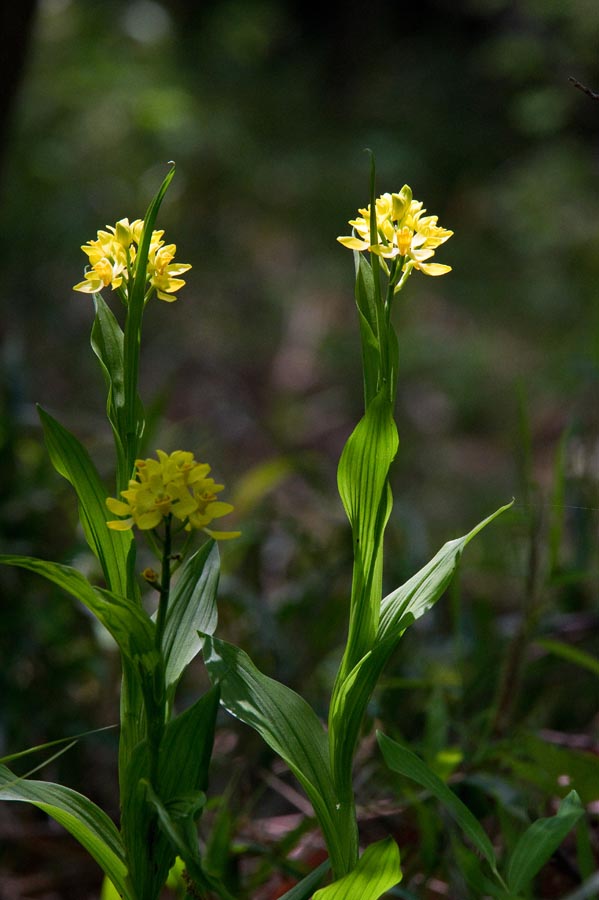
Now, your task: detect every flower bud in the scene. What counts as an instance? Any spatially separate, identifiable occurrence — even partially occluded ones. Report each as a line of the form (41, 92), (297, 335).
(392, 185), (412, 222)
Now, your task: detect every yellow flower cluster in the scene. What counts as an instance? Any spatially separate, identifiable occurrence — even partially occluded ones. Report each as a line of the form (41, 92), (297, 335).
(337, 185), (453, 276)
(106, 450), (239, 538)
(73, 217), (191, 302)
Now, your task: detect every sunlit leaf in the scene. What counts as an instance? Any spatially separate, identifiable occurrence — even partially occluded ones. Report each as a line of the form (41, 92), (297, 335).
(329, 504), (512, 811)
(37, 406), (134, 596)
(378, 502), (514, 641)
(336, 390), (398, 675)
(0, 764), (131, 899)
(91, 291), (128, 489)
(163, 541), (219, 698)
(313, 837), (401, 900)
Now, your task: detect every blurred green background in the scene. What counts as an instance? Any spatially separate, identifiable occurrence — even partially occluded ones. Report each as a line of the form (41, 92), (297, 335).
(1, 1), (599, 897)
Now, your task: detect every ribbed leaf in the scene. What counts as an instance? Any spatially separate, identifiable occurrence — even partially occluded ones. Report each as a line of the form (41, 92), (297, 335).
(329, 504), (512, 810)
(120, 688), (221, 900)
(0, 556), (155, 665)
(159, 686), (220, 802)
(353, 253), (381, 408)
(507, 791), (584, 893)
(201, 636), (353, 876)
(337, 390), (398, 675)
(91, 292), (128, 489)
(38, 406), (133, 596)
(0, 764), (132, 899)
(378, 502), (514, 641)
(313, 837), (401, 900)
(145, 781), (237, 900)
(163, 541), (219, 697)
(377, 732), (499, 875)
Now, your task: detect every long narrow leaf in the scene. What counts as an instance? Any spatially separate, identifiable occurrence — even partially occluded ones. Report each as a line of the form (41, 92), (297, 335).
(377, 732), (499, 876)
(163, 541), (219, 697)
(507, 791), (584, 893)
(313, 837), (401, 900)
(0, 556), (155, 664)
(0, 764), (131, 898)
(337, 390), (398, 675)
(38, 406), (133, 596)
(91, 292), (128, 489)
(276, 861), (330, 900)
(378, 502), (513, 641)
(537, 638), (599, 679)
(329, 504), (512, 810)
(0, 725), (115, 767)
(201, 636), (353, 876)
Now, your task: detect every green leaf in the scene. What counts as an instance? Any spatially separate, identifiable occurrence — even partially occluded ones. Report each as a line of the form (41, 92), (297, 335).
(329, 504), (512, 813)
(121, 687), (221, 900)
(0, 726), (115, 768)
(123, 164), (175, 474)
(336, 390), (398, 676)
(145, 781), (237, 900)
(536, 638), (599, 679)
(451, 840), (516, 899)
(0, 764), (132, 899)
(38, 406), (134, 596)
(354, 253), (381, 408)
(377, 732), (500, 877)
(506, 791), (584, 893)
(378, 502), (514, 642)
(91, 292), (128, 490)
(163, 541), (220, 698)
(274, 861), (330, 900)
(313, 837), (401, 900)
(0, 556), (155, 665)
(159, 686), (220, 803)
(201, 636), (354, 877)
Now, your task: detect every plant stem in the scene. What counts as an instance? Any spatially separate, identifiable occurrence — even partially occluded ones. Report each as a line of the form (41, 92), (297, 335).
(155, 515), (172, 654)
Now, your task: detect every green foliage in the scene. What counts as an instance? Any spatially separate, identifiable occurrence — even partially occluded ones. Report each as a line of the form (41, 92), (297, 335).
(38, 406), (134, 597)
(0, 764), (132, 899)
(378, 731), (499, 876)
(162, 540), (220, 699)
(313, 837), (401, 899)
(506, 791), (584, 894)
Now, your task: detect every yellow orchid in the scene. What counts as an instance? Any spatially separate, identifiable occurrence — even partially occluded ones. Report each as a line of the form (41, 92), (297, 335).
(106, 449), (239, 538)
(337, 185), (453, 277)
(74, 218), (191, 302)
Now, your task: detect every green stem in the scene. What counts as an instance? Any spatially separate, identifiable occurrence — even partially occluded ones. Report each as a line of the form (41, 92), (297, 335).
(155, 515), (172, 654)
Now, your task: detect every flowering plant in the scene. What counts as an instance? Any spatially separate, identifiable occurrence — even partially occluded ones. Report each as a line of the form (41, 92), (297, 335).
(0, 161), (583, 900)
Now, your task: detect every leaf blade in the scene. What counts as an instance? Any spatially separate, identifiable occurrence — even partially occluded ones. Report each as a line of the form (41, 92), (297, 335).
(0, 764), (131, 898)
(377, 731), (498, 874)
(313, 837), (401, 900)
(507, 791), (585, 893)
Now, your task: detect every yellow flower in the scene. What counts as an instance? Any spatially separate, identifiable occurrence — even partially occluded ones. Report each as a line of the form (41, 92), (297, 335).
(74, 218), (191, 302)
(106, 450), (239, 539)
(337, 185), (453, 276)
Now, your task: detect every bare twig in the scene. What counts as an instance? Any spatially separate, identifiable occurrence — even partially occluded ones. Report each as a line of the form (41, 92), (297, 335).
(569, 76), (599, 100)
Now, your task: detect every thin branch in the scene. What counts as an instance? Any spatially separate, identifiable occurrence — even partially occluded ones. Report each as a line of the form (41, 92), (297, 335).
(569, 76), (599, 101)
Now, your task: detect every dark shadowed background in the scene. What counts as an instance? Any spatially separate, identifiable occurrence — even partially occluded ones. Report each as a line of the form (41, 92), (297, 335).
(1, 1), (599, 897)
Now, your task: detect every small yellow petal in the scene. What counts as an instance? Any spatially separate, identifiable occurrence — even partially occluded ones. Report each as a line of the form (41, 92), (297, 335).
(203, 528), (241, 540)
(107, 518), (134, 531)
